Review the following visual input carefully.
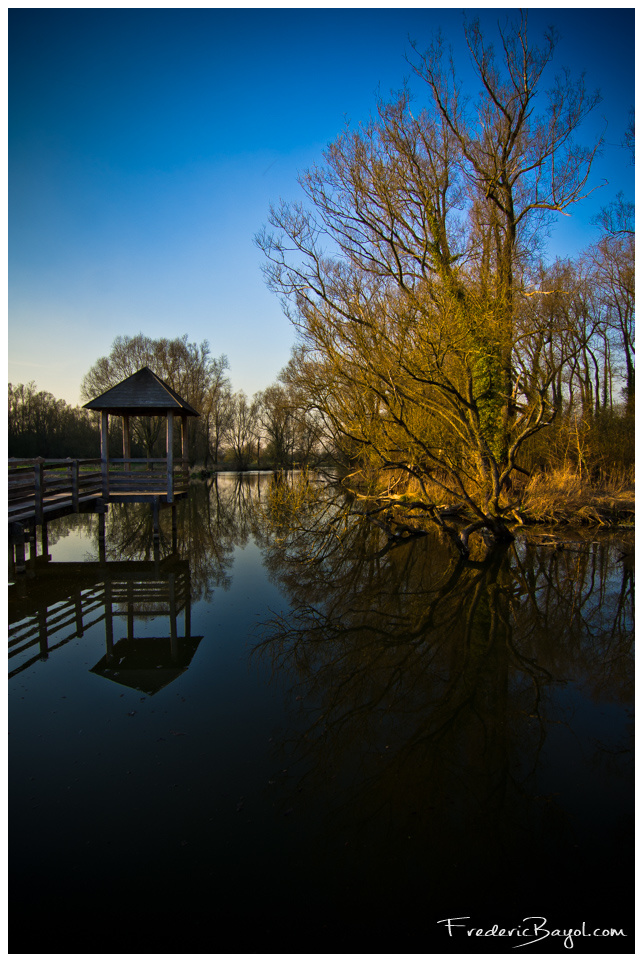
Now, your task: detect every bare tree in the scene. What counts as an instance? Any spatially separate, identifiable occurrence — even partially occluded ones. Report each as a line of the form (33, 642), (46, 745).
(225, 391), (259, 469)
(257, 14), (603, 553)
(589, 204), (635, 411)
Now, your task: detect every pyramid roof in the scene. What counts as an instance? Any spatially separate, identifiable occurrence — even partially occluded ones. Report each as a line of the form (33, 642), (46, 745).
(90, 635), (205, 695)
(83, 366), (200, 416)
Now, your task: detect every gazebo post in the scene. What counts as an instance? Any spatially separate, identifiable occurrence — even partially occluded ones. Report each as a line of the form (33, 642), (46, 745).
(100, 411), (110, 498)
(166, 410), (174, 502)
(181, 415), (188, 473)
(122, 415), (131, 477)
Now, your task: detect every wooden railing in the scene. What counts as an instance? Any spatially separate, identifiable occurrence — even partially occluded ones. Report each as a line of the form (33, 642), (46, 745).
(8, 457), (190, 525)
(104, 458), (190, 495)
(8, 458), (103, 524)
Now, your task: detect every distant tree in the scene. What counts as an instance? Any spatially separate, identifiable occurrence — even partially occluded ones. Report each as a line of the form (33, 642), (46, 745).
(80, 333), (229, 463)
(255, 384), (297, 467)
(203, 376), (235, 467)
(224, 391), (259, 469)
(587, 194), (635, 413)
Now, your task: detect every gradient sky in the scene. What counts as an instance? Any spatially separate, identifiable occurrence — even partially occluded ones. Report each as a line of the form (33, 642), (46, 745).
(9, 6), (635, 406)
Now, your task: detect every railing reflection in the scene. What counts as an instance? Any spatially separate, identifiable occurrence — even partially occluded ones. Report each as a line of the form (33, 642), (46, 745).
(9, 554), (202, 693)
(7, 472), (277, 689)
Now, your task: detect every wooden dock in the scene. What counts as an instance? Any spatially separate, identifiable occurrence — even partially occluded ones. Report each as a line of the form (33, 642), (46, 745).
(9, 457), (190, 522)
(8, 457), (190, 573)
(9, 458), (104, 525)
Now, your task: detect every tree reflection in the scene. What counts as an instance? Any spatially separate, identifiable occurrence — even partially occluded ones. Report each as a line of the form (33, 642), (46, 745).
(253, 483), (634, 912)
(9, 475), (271, 680)
(97, 476), (266, 601)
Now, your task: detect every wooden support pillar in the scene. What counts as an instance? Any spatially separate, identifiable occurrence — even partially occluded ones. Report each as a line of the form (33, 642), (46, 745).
(101, 411), (110, 498)
(40, 522), (49, 560)
(184, 571), (191, 640)
(122, 415), (131, 475)
(166, 411), (174, 502)
(27, 523), (38, 573)
(181, 415), (188, 470)
(98, 510), (107, 564)
(34, 459), (44, 524)
(152, 498), (160, 557)
(171, 503), (177, 553)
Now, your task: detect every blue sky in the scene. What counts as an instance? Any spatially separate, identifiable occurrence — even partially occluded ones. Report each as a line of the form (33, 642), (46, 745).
(9, 6), (635, 406)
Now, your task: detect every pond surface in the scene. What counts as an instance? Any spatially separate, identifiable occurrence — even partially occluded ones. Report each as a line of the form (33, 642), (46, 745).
(9, 473), (634, 954)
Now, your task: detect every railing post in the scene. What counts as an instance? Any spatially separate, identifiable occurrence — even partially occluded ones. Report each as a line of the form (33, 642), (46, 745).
(71, 459), (79, 511)
(38, 607), (48, 661)
(34, 458), (44, 524)
(104, 580), (115, 666)
(74, 589), (84, 637)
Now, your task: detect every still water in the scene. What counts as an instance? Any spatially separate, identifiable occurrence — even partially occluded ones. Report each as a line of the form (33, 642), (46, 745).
(9, 473), (634, 953)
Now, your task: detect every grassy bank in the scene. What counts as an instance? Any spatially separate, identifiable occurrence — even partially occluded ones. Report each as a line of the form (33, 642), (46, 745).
(515, 467), (634, 526)
(378, 465), (635, 535)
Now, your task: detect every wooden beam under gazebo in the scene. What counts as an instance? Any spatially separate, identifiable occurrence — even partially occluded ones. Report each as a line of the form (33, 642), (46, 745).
(82, 366), (200, 505)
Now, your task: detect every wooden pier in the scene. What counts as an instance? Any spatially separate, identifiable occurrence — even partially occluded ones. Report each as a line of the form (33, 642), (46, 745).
(8, 457), (190, 574)
(9, 457), (190, 523)
(8, 367), (200, 571)
(9, 457), (104, 526)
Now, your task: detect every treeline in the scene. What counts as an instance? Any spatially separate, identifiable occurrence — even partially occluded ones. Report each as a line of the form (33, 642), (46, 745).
(8, 334), (331, 469)
(8, 382), (100, 459)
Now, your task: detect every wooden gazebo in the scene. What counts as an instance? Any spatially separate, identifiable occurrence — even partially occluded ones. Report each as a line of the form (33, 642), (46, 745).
(83, 366), (200, 503)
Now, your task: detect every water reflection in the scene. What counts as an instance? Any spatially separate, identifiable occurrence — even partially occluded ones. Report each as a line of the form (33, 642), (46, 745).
(8, 472), (635, 949)
(254, 487), (634, 917)
(9, 552), (200, 690)
(8, 474), (266, 689)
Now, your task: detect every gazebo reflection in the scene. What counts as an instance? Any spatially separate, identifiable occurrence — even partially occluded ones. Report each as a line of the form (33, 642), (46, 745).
(9, 553), (203, 694)
(90, 566), (203, 695)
